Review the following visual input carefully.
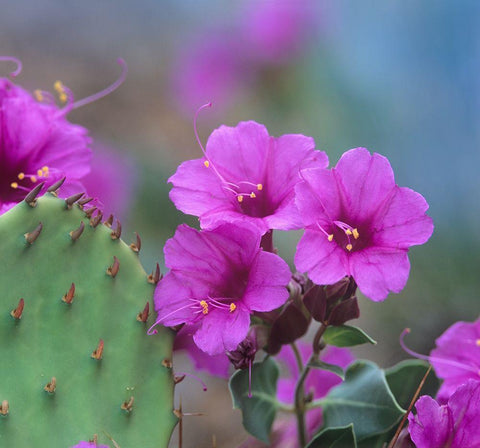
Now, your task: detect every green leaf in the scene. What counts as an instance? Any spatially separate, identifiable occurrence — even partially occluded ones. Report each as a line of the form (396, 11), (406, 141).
(386, 359), (440, 410)
(321, 361), (403, 441)
(307, 358), (345, 380)
(229, 357), (280, 443)
(307, 424), (357, 448)
(323, 325), (377, 347)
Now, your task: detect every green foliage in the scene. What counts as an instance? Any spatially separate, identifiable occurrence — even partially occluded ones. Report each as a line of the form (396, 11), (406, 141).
(229, 357), (279, 443)
(386, 359), (439, 410)
(323, 325), (377, 347)
(320, 361), (403, 441)
(307, 358), (345, 380)
(0, 194), (176, 447)
(306, 424), (356, 448)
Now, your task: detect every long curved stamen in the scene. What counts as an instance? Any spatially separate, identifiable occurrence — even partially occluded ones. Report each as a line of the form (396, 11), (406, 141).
(400, 328), (480, 375)
(147, 302), (196, 335)
(34, 89), (56, 104)
(71, 58), (127, 109)
(0, 56), (22, 78)
(316, 222), (334, 242)
(175, 372), (208, 392)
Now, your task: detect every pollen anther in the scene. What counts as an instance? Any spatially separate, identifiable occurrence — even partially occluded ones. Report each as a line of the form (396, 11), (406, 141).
(229, 303), (237, 313)
(250, 192), (256, 199)
(18, 173), (25, 180)
(30, 175), (37, 183)
(346, 243), (353, 251)
(257, 184), (263, 191)
(200, 300), (209, 315)
(237, 195), (244, 203)
(345, 229), (352, 236)
(327, 234), (334, 242)
(476, 339), (480, 347)
(204, 160), (210, 168)
(353, 228), (360, 239)
(10, 182), (18, 189)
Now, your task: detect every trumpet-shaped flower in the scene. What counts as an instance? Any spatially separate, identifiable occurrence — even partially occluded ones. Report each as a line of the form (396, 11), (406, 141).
(169, 119), (328, 234)
(0, 57), (126, 214)
(151, 222), (291, 355)
(408, 380), (480, 448)
(429, 318), (480, 403)
(294, 147), (434, 301)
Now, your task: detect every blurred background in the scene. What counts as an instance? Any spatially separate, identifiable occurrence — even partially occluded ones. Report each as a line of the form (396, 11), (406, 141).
(1, 1), (480, 446)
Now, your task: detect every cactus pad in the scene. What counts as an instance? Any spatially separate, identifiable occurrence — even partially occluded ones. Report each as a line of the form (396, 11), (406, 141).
(0, 193), (176, 447)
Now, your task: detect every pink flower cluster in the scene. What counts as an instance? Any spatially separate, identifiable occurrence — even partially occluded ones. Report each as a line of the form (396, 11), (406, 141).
(406, 318), (480, 447)
(152, 115), (433, 374)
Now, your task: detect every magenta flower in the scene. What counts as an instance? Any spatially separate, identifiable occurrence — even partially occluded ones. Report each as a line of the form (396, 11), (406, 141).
(174, 324), (230, 378)
(429, 318), (480, 403)
(169, 118), (328, 234)
(150, 222), (291, 355)
(294, 147), (434, 301)
(240, 0), (316, 64)
(238, 342), (354, 447)
(408, 380), (480, 448)
(80, 142), (136, 220)
(0, 57), (127, 214)
(170, 32), (252, 115)
(71, 442), (109, 448)
(0, 77), (91, 213)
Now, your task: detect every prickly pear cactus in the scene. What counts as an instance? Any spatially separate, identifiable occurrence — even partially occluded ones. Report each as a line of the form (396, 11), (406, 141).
(0, 191), (176, 447)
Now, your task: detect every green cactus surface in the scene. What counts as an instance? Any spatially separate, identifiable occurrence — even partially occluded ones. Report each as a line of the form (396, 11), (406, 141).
(0, 193), (176, 447)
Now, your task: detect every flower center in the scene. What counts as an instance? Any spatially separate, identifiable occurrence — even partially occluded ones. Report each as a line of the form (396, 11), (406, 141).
(317, 220), (360, 252)
(10, 166), (52, 192)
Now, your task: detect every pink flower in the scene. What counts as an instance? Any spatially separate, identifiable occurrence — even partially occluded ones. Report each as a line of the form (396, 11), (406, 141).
(170, 32), (252, 115)
(0, 77), (91, 213)
(294, 147), (434, 301)
(408, 380), (480, 448)
(173, 324), (230, 378)
(80, 143), (136, 220)
(429, 318), (480, 403)
(150, 222), (291, 355)
(240, 0), (316, 64)
(71, 442), (109, 448)
(169, 119), (328, 234)
(0, 57), (127, 214)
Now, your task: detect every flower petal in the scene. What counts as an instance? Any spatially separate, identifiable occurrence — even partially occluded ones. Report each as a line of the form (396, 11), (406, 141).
(408, 395), (453, 448)
(334, 148), (396, 221)
(295, 229), (347, 285)
(193, 305), (251, 355)
(295, 167), (341, 227)
(242, 251), (290, 312)
(349, 247), (410, 301)
(373, 186), (434, 249)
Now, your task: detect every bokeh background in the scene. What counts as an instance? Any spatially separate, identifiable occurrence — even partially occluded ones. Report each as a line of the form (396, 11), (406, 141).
(2, 1), (480, 446)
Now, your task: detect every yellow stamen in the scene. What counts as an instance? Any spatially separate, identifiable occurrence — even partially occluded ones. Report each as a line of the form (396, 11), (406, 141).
(237, 195), (244, 203)
(250, 192), (256, 199)
(42, 166), (49, 173)
(37, 169), (43, 177)
(353, 228), (359, 239)
(18, 173), (25, 180)
(346, 244), (353, 251)
(257, 184), (263, 191)
(476, 339), (480, 347)
(53, 80), (64, 93)
(327, 234), (334, 242)
(59, 93), (67, 103)
(204, 160), (210, 168)
(30, 176), (37, 183)
(200, 300), (209, 315)
(10, 182), (18, 189)
(34, 90), (43, 102)
(345, 229), (352, 236)
(229, 303), (237, 313)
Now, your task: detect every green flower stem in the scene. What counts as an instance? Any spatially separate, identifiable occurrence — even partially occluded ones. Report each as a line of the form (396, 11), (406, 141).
(293, 323), (328, 447)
